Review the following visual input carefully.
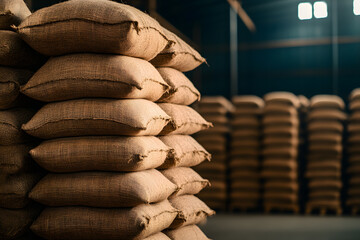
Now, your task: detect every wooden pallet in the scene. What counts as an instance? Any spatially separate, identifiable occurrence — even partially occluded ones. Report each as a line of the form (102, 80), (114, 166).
(305, 203), (342, 216)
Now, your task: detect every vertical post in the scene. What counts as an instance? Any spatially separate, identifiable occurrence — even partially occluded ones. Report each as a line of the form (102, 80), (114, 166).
(230, 6), (238, 97)
(332, 0), (339, 94)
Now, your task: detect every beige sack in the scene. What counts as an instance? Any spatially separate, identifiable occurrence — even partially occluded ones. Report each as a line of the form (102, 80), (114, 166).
(0, 0), (31, 30)
(165, 225), (210, 240)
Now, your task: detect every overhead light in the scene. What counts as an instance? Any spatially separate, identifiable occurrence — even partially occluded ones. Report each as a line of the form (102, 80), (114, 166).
(298, 2), (312, 20)
(314, 1), (328, 19)
(354, 0), (360, 15)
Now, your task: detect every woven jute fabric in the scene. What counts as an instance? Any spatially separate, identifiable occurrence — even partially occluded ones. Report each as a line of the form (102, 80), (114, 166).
(0, 67), (33, 109)
(161, 167), (209, 197)
(157, 67), (200, 105)
(150, 28), (205, 72)
(165, 225), (210, 240)
(158, 135), (211, 169)
(143, 232), (171, 240)
(0, 0), (31, 30)
(0, 172), (42, 209)
(29, 169), (176, 207)
(30, 136), (170, 173)
(21, 54), (169, 102)
(0, 144), (34, 174)
(22, 99), (171, 139)
(0, 30), (45, 69)
(31, 200), (178, 240)
(158, 103), (212, 135)
(0, 107), (35, 145)
(0, 203), (42, 239)
(16, 0), (172, 60)
(169, 195), (215, 229)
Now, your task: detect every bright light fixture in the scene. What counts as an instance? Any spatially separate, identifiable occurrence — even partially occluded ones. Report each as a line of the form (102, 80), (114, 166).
(298, 2), (312, 20)
(314, 1), (328, 19)
(354, 0), (360, 15)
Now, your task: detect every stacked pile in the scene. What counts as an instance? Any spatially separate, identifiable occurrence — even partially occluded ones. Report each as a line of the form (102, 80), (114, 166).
(17, 0), (213, 239)
(305, 95), (345, 215)
(0, 1), (45, 239)
(229, 96), (264, 212)
(193, 96), (233, 211)
(261, 92), (300, 214)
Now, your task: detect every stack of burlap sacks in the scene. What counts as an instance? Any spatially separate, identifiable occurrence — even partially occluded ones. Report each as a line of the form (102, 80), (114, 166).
(15, 0), (214, 239)
(0, 1), (46, 239)
(305, 95), (345, 215)
(347, 89), (360, 215)
(229, 96), (263, 212)
(261, 92), (300, 213)
(193, 96), (233, 211)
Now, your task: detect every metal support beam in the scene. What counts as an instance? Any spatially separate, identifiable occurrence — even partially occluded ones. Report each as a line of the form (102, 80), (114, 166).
(227, 0), (256, 33)
(332, 0), (339, 95)
(230, 6), (238, 97)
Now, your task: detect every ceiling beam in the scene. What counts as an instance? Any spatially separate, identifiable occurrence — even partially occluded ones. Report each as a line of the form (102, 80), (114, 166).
(227, 0), (256, 33)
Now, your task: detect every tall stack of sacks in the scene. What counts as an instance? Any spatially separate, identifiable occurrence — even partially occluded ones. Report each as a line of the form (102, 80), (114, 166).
(305, 95), (345, 215)
(0, 1), (45, 239)
(17, 0), (213, 239)
(193, 96), (234, 211)
(261, 92), (300, 214)
(229, 96), (264, 212)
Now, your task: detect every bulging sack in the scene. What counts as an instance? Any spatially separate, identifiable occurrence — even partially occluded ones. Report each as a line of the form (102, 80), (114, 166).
(30, 169), (176, 207)
(0, 144), (34, 174)
(22, 99), (171, 139)
(143, 232), (171, 240)
(16, 0), (172, 60)
(31, 200), (178, 240)
(21, 54), (169, 102)
(30, 136), (170, 172)
(165, 225), (210, 240)
(0, 0), (31, 30)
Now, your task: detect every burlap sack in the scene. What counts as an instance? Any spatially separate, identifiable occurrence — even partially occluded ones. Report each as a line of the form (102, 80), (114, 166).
(199, 141), (226, 152)
(16, 0), (172, 60)
(307, 121), (343, 133)
(232, 95), (264, 109)
(0, 30), (44, 69)
(306, 170), (341, 178)
(233, 129), (261, 138)
(233, 107), (263, 115)
(348, 123), (360, 133)
(0, 144), (34, 174)
(310, 95), (345, 109)
(0, 108), (34, 145)
(308, 109), (346, 121)
(0, 204), (42, 240)
(195, 134), (227, 145)
(309, 191), (340, 200)
(169, 195), (215, 229)
(158, 135), (211, 168)
(263, 126), (298, 138)
(231, 170), (259, 180)
(231, 139), (260, 148)
(261, 170), (297, 180)
(231, 191), (260, 201)
(264, 181), (298, 192)
(200, 124), (230, 134)
(30, 169), (176, 207)
(0, 0), (31, 30)
(229, 158), (259, 169)
(264, 104), (298, 116)
(197, 96), (234, 112)
(264, 192), (297, 203)
(161, 167), (209, 197)
(349, 99), (360, 111)
(150, 28), (205, 72)
(232, 181), (260, 190)
(197, 106), (228, 115)
(263, 92), (300, 108)
(309, 143), (342, 154)
(309, 133), (342, 143)
(0, 67), (33, 109)
(263, 159), (297, 170)
(157, 67), (200, 105)
(201, 115), (228, 124)
(31, 200), (178, 240)
(22, 99), (171, 139)
(262, 146), (298, 158)
(30, 136), (170, 172)
(194, 161), (226, 173)
(0, 172), (41, 209)
(165, 225), (210, 240)
(144, 232), (171, 240)
(263, 115), (299, 127)
(263, 136), (299, 147)
(231, 116), (260, 127)
(307, 161), (341, 171)
(21, 54), (169, 102)
(309, 179), (342, 190)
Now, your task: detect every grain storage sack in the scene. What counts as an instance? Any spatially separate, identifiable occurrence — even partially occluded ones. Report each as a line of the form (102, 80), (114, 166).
(169, 195), (215, 229)
(165, 225), (210, 240)
(22, 99), (170, 139)
(0, 0), (31, 30)
(0, 67), (33, 109)
(31, 200), (178, 240)
(0, 144), (34, 174)
(156, 67), (200, 105)
(310, 95), (345, 109)
(264, 92), (300, 108)
(143, 232), (171, 240)
(0, 30), (45, 69)
(150, 28), (206, 72)
(158, 135), (211, 168)
(21, 54), (169, 102)
(29, 169), (176, 207)
(16, 0), (172, 60)
(0, 108), (35, 145)
(158, 103), (212, 135)
(30, 136), (170, 173)
(161, 167), (210, 197)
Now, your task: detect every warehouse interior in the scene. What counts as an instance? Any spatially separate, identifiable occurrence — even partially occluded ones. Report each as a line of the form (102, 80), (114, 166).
(2, 0), (360, 239)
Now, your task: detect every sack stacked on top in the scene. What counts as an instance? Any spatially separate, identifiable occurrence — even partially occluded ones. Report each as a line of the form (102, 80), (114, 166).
(229, 96), (264, 211)
(18, 1), (211, 239)
(261, 92), (300, 213)
(305, 95), (345, 215)
(192, 96), (234, 211)
(0, 1), (45, 239)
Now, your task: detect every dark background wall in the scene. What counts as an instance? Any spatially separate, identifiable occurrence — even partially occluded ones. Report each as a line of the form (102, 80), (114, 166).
(30, 0), (360, 100)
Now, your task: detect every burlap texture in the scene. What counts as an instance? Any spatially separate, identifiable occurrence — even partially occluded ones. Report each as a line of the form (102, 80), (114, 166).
(30, 169), (176, 207)
(169, 195), (215, 229)
(22, 99), (171, 139)
(21, 54), (169, 102)
(263, 92), (300, 108)
(165, 225), (210, 240)
(143, 232), (171, 240)
(0, 0), (31, 30)
(158, 135), (211, 169)
(16, 0), (172, 60)
(31, 200), (178, 240)
(0, 144), (34, 174)
(157, 67), (200, 105)
(161, 167), (209, 197)
(30, 136), (170, 173)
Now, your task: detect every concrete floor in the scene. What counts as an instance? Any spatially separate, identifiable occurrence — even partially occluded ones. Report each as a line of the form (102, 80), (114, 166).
(200, 214), (360, 240)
